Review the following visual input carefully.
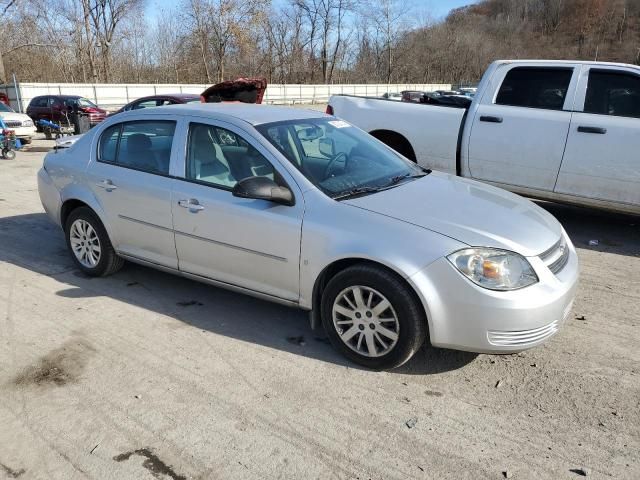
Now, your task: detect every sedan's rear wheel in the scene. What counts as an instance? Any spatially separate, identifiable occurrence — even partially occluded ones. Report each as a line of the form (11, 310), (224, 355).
(321, 264), (427, 370)
(65, 207), (124, 276)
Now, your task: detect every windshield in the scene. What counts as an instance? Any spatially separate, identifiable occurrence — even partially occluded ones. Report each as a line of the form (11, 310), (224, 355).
(77, 98), (98, 108)
(0, 103), (14, 112)
(256, 118), (426, 198)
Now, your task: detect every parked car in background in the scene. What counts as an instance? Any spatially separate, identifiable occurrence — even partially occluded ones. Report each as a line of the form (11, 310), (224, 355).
(111, 94), (201, 115)
(0, 102), (36, 144)
(200, 77), (267, 103)
(381, 92), (402, 101)
(38, 103), (578, 370)
(27, 95), (107, 129)
(329, 59), (640, 215)
(400, 90), (425, 102)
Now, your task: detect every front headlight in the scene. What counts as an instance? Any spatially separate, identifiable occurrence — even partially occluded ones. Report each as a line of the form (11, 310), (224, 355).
(23, 120), (34, 127)
(447, 248), (538, 291)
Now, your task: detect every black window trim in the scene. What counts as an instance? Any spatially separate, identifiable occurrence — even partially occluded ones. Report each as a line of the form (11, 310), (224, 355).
(581, 68), (640, 119)
(96, 119), (177, 178)
(494, 66), (575, 111)
(177, 120), (294, 203)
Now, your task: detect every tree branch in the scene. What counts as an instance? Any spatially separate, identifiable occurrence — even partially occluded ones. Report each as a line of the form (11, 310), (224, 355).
(2, 43), (57, 55)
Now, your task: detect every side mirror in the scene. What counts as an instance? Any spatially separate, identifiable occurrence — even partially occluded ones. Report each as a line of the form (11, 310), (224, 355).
(232, 176), (294, 206)
(319, 137), (335, 157)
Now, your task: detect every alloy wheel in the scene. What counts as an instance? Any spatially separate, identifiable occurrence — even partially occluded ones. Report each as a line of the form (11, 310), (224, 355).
(69, 219), (101, 268)
(332, 285), (400, 357)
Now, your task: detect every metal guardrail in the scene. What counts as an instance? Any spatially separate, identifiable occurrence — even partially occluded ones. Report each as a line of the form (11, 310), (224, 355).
(0, 82), (452, 112)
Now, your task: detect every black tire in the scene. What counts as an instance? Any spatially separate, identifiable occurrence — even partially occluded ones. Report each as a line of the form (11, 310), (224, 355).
(44, 129), (52, 140)
(321, 263), (427, 370)
(65, 206), (124, 277)
(20, 137), (32, 145)
(3, 149), (15, 160)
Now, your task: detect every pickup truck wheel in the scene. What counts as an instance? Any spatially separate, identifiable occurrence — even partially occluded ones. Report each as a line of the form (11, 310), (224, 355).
(65, 207), (124, 277)
(321, 264), (427, 370)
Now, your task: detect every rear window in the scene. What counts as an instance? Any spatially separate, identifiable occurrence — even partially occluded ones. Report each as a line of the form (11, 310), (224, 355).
(496, 67), (573, 110)
(98, 121), (176, 175)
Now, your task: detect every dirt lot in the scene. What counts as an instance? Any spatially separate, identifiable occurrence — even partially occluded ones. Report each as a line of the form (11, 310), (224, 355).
(0, 135), (638, 480)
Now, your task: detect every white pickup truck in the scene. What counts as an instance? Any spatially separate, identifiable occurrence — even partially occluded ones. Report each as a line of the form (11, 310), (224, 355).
(328, 60), (640, 215)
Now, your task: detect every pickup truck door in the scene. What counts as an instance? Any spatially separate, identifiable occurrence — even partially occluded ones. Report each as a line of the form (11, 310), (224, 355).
(467, 64), (579, 191)
(555, 66), (640, 208)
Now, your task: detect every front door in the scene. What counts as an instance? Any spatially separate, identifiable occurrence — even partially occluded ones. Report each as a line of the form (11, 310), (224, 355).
(86, 118), (179, 268)
(171, 119), (303, 301)
(556, 66), (640, 207)
(467, 64), (578, 191)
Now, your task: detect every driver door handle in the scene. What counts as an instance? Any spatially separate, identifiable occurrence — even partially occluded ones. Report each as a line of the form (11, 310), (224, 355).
(178, 198), (205, 212)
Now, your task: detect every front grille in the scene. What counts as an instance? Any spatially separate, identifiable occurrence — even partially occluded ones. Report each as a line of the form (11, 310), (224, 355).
(487, 319), (559, 347)
(3, 120), (22, 128)
(539, 237), (569, 275)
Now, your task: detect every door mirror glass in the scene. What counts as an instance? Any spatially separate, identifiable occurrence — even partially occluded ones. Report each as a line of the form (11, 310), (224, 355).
(232, 176), (294, 206)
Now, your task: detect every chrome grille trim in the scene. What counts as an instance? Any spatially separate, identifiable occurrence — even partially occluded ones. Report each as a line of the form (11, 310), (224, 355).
(539, 236), (569, 275)
(3, 120), (22, 128)
(487, 319), (559, 347)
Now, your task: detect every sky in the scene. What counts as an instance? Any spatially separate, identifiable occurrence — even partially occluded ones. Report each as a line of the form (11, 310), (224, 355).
(146, 0), (479, 21)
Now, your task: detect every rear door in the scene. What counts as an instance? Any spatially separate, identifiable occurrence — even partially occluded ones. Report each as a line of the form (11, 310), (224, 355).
(85, 116), (179, 268)
(467, 64), (579, 191)
(555, 66), (640, 208)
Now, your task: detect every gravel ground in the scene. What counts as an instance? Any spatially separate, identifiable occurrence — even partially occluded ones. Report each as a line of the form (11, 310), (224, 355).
(0, 135), (638, 480)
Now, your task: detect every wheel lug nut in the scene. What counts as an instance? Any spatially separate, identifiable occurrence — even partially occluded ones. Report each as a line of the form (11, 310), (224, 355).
(355, 312), (361, 319)
(358, 324), (365, 331)
(369, 323), (375, 329)
(366, 311), (372, 318)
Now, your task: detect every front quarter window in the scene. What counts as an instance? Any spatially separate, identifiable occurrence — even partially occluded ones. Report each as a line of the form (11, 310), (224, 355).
(256, 118), (426, 198)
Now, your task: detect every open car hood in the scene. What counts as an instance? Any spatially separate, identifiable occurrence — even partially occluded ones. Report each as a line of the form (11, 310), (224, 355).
(200, 78), (267, 104)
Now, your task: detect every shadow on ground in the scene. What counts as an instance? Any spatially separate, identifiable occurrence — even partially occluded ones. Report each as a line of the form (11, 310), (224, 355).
(535, 201), (639, 258)
(0, 212), (476, 374)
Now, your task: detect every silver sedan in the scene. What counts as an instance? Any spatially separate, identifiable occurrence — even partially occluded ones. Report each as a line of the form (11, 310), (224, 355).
(38, 104), (579, 369)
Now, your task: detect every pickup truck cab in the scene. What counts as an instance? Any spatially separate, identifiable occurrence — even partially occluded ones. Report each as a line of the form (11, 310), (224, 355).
(328, 60), (640, 215)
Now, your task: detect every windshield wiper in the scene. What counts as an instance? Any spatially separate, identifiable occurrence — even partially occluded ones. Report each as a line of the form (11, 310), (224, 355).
(332, 186), (385, 200)
(384, 169), (431, 187)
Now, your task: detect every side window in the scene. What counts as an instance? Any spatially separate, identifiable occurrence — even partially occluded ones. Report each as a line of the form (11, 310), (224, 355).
(98, 124), (121, 163)
(496, 67), (573, 110)
(186, 123), (274, 189)
(49, 97), (62, 108)
(32, 97), (48, 108)
(584, 70), (640, 118)
(97, 121), (175, 175)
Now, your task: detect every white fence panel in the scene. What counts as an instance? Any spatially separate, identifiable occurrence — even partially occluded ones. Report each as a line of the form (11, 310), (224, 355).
(0, 82), (452, 112)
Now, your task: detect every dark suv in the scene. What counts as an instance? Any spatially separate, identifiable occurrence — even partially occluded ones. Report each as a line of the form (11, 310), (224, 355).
(27, 95), (107, 128)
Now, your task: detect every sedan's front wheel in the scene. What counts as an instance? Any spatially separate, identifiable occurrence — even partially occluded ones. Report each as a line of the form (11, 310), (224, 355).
(65, 207), (124, 277)
(321, 264), (427, 370)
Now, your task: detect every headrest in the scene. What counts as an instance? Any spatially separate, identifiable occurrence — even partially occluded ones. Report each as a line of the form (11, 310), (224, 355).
(127, 133), (152, 152)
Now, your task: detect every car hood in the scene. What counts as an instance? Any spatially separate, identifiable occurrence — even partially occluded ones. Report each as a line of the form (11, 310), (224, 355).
(343, 171), (562, 257)
(0, 112), (31, 122)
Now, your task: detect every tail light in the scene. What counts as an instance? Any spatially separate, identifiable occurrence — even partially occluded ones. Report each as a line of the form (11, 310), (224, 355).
(200, 95), (206, 103)
(325, 105), (334, 115)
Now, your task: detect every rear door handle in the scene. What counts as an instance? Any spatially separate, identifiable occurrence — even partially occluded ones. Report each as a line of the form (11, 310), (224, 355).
(178, 198), (204, 212)
(479, 115), (503, 123)
(577, 126), (607, 134)
(96, 179), (117, 191)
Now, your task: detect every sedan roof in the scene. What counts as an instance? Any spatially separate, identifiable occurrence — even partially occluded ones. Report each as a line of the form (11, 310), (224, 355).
(131, 103), (329, 126)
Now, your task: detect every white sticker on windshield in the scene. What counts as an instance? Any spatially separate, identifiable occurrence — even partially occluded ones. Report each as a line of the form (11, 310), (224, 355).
(328, 120), (350, 128)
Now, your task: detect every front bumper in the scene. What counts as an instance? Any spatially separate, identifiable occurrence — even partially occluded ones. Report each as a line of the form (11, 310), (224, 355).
(9, 126), (36, 139)
(409, 233), (579, 353)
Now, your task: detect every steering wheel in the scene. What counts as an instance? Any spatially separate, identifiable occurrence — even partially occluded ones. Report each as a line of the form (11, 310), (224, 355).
(323, 152), (348, 179)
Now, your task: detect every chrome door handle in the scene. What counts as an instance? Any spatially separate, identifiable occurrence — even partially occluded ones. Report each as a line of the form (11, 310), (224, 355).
(96, 179), (117, 191)
(178, 199), (204, 212)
